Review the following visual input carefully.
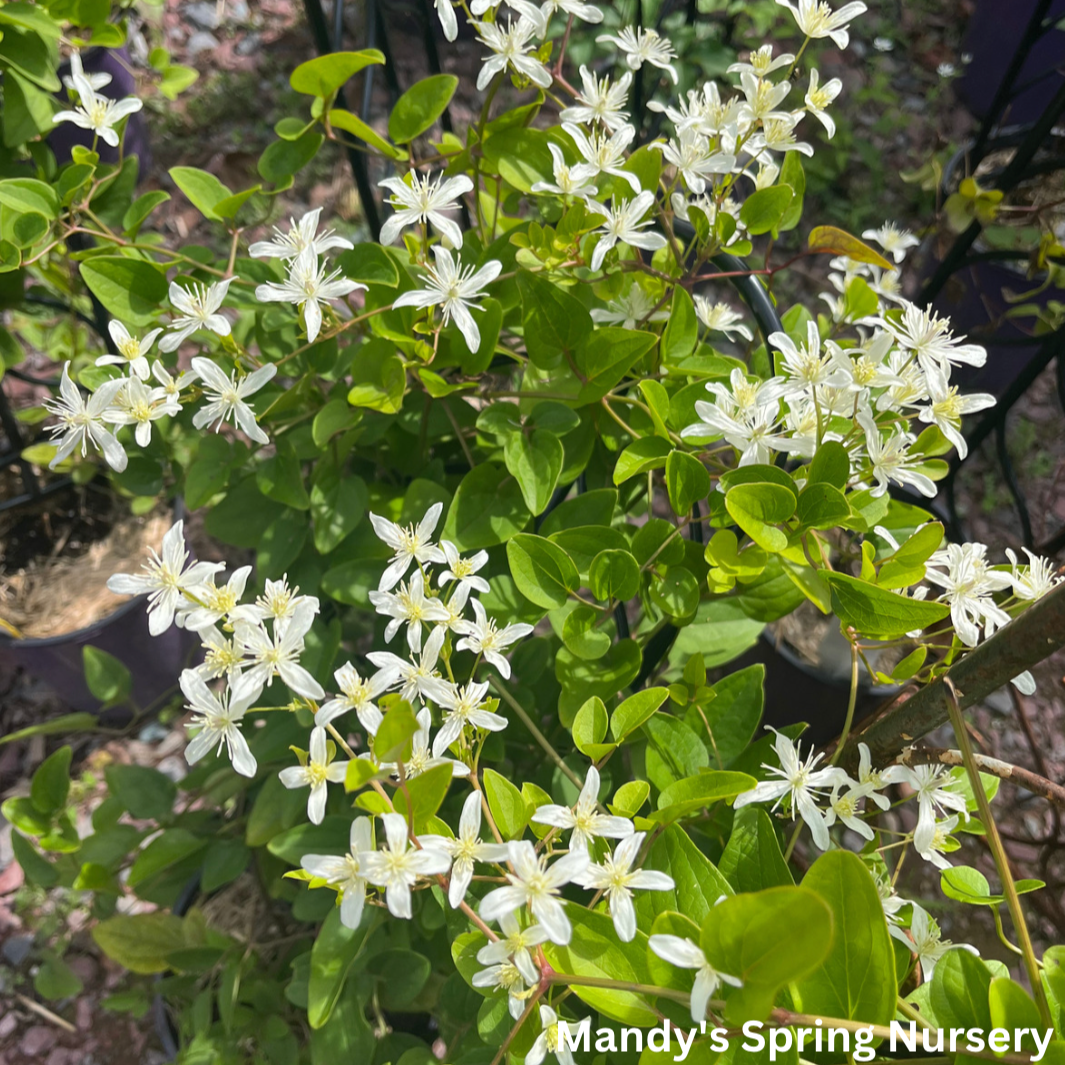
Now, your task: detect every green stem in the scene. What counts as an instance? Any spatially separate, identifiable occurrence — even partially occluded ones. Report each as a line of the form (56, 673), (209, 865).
(830, 636), (860, 767)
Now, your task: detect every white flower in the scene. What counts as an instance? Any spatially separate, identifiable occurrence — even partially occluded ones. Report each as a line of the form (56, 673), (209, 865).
(734, 728), (850, 851)
(369, 569), (450, 654)
(804, 69), (843, 137)
(63, 51), (112, 93)
(44, 364), (127, 472)
(379, 172), (474, 249)
(454, 598), (534, 678)
(527, 1004), (576, 1065)
(392, 246), (502, 353)
(438, 581), (474, 632)
(255, 246), (363, 343)
(938, 62), (956, 79)
(826, 333), (903, 393)
(775, 0), (868, 50)
(439, 540), (491, 593)
(653, 129), (735, 194)
(480, 840), (590, 946)
(821, 783), (875, 841)
(857, 741), (910, 810)
(681, 399), (787, 467)
(280, 726), (348, 824)
(248, 206), (353, 260)
(769, 321), (850, 394)
(180, 668), (257, 777)
(899, 764), (970, 855)
(882, 302), (987, 378)
(591, 282), (669, 329)
(876, 875), (907, 924)
(362, 812), (451, 919)
(563, 121), (641, 194)
(301, 818), (373, 928)
(316, 661), (397, 735)
(472, 958), (532, 1020)
(151, 362), (197, 402)
(587, 190), (667, 272)
(434, 0), (458, 41)
(477, 908), (550, 986)
(475, 18), (552, 91)
(889, 903), (978, 980)
(916, 814), (960, 870)
(158, 278), (235, 352)
(694, 297), (753, 342)
(54, 67), (142, 147)
(231, 575), (320, 636)
(531, 142), (600, 199)
(560, 66), (632, 132)
(596, 27), (678, 83)
(924, 541), (1012, 648)
(546, 0), (604, 24)
(107, 520), (223, 636)
(1011, 671), (1037, 695)
(530, 765), (634, 853)
(861, 222), (919, 264)
(873, 36), (893, 51)
(737, 71), (794, 126)
(398, 707), (470, 779)
(648, 935), (742, 1023)
(748, 116), (813, 156)
(858, 413), (936, 499)
(102, 375), (177, 448)
(1005, 547), (1061, 601)
(574, 832), (673, 941)
(232, 600), (326, 702)
(196, 626), (245, 688)
(97, 321), (162, 380)
(177, 565), (253, 632)
(433, 680), (508, 757)
(190, 357), (277, 446)
(422, 791), (509, 908)
(917, 368), (996, 461)
(369, 501), (448, 591)
(728, 45), (795, 78)
(368, 625), (453, 705)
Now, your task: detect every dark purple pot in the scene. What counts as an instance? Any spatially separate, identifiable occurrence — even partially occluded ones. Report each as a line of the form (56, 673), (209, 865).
(958, 0), (1065, 127)
(0, 595), (200, 714)
(49, 47), (151, 174)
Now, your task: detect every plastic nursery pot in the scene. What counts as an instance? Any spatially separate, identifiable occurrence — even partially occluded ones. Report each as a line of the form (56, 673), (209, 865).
(729, 628), (902, 747)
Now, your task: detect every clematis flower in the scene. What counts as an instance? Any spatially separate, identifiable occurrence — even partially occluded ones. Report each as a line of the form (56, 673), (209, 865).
(454, 599), (534, 679)
(362, 812), (451, 919)
(254, 246), (363, 343)
(232, 600), (326, 702)
(1005, 547), (1061, 601)
(859, 413), (936, 499)
(159, 278), (235, 352)
(574, 832), (674, 941)
(917, 365), (995, 461)
(734, 728), (851, 851)
(433, 680), (508, 757)
(531, 766), (634, 853)
(587, 190), (668, 271)
(472, 956), (533, 1020)
(559, 66), (633, 132)
(316, 660), (398, 735)
(527, 1004), (577, 1065)
(368, 625), (452, 706)
(531, 142), (600, 199)
(421, 791), (509, 908)
(54, 66), (142, 147)
(898, 764), (970, 855)
(563, 121), (641, 194)
(97, 321), (162, 380)
(180, 668), (257, 777)
(280, 726), (348, 824)
(861, 222), (919, 264)
(177, 565), (253, 632)
(107, 520), (223, 635)
(102, 375), (178, 448)
(924, 542), (1012, 647)
(881, 302), (987, 378)
(821, 783), (875, 841)
(480, 841), (590, 945)
(300, 817), (373, 928)
(62, 50), (112, 93)
(856, 742), (911, 810)
(190, 357), (276, 446)
(804, 69), (843, 137)
(392, 247), (502, 353)
(889, 903), (977, 980)
(591, 282), (669, 330)
(368, 569), (451, 654)
(475, 18), (552, 91)
(915, 814), (960, 871)
(769, 321), (850, 395)
(775, 0), (868, 50)
(379, 172), (473, 249)
(398, 707), (470, 779)
(196, 626), (245, 688)
(248, 206), (353, 260)
(439, 541), (491, 594)
(596, 26), (678, 83)
(369, 501), (448, 591)
(648, 935), (742, 1023)
(230, 575), (320, 636)
(476, 908), (550, 986)
(44, 364), (127, 472)
(694, 297), (753, 342)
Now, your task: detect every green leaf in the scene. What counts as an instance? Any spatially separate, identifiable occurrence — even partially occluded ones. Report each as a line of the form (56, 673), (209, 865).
(308, 906), (376, 1028)
(30, 746), (71, 815)
(124, 190), (171, 235)
(169, 166), (232, 221)
(701, 886), (834, 1022)
(507, 533), (579, 610)
(4, 72), (55, 148)
(375, 701), (420, 763)
(666, 451), (711, 516)
(346, 339), (405, 413)
(562, 603), (612, 661)
(572, 696), (609, 756)
(394, 763), (453, 832)
(795, 482), (850, 530)
(328, 109), (406, 160)
(807, 439), (851, 490)
(719, 807), (793, 893)
(93, 913), (188, 974)
(184, 434), (233, 510)
(635, 825), (733, 928)
(661, 286), (697, 362)
(801, 850), (897, 1024)
(291, 50), (385, 97)
(930, 948), (993, 1031)
(201, 839), (250, 892)
(0, 712), (98, 746)
(80, 256), (168, 327)
(588, 549), (640, 602)
(649, 770), (757, 824)
(556, 639), (642, 706)
(778, 151), (805, 232)
(990, 978), (1045, 1056)
(611, 780), (650, 817)
(739, 186), (793, 236)
(517, 270), (592, 369)
(0, 177), (58, 218)
(613, 436), (672, 484)
(388, 74), (458, 143)
(503, 430), (564, 515)
(808, 225), (894, 270)
(104, 764), (177, 821)
(483, 768), (530, 839)
(574, 327), (657, 405)
(35, 956), (84, 1000)
(823, 572), (951, 638)
(442, 463), (529, 550)
(311, 470), (367, 554)
(259, 130), (324, 184)
(127, 828), (205, 887)
(698, 665), (764, 768)
(611, 688), (668, 743)
(725, 482), (796, 553)
(540, 487), (617, 536)
(650, 566), (701, 619)
(367, 948), (431, 1008)
(11, 832), (59, 888)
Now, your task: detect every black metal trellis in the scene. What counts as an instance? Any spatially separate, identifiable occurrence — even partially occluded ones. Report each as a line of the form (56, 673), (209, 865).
(920, 1), (1065, 552)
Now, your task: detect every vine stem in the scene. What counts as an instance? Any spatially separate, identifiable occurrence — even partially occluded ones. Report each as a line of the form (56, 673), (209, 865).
(829, 634), (860, 767)
(943, 678), (1052, 1027)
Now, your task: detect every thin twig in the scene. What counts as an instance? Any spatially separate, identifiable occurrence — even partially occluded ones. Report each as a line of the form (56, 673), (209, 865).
(14, 994), (77, 1033)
